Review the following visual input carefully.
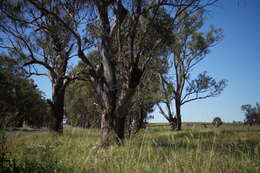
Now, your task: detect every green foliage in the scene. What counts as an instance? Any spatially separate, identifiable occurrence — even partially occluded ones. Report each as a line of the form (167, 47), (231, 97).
(242, 102), (260, 125)
(0, 56), (50, 129)
(65, 62), (101, 128)
(158, 9), (227, 130)
(127, 58), (163, 131)
(0, 0), (77, 132)
(186, 71), (227, 98)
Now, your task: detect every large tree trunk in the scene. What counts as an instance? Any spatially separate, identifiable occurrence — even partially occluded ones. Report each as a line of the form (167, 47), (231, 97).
(98, 76), (141, 145)
(101, 108), (115, 146)
(100, 109), (127, 146)
(49, 81), (65, 133)
(99, 91), (126, 145)
(95, 1), (142, 146)
(52, 96), (64, 133)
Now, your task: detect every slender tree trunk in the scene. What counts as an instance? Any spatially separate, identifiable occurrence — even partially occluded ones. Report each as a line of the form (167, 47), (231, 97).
(139, 106), (145, 129)
(175, 97), (182, 130)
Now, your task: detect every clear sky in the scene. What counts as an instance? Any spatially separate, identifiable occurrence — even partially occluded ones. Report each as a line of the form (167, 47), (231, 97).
(32, 0), (260, 123)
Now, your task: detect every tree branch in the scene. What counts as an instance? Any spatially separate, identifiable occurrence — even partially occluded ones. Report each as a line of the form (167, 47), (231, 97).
(156, 103), (170, 121)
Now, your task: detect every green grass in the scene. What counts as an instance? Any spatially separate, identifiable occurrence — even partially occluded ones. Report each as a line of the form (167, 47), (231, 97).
(1, 125), (260, 173)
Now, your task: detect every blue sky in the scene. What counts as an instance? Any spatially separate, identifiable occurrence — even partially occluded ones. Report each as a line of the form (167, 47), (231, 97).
(32, 0), (260, 122)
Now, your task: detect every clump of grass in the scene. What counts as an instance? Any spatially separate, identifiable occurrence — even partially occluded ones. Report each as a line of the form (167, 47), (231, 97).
(3, 125), (260, 173)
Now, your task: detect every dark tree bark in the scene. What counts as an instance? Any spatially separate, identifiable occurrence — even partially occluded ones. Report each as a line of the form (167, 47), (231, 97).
(114, 116), (126, 142)
(168, 116), (177, 130)
(173, 94), (182, 130)
(49, 81), (66, 133)
(137, 106), (145, 130)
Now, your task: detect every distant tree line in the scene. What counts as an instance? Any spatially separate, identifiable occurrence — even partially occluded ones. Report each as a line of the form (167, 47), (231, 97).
(0, 56), (52, 128)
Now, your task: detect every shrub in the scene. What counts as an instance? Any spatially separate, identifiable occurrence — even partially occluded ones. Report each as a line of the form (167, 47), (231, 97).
(212, 117), (223, 127)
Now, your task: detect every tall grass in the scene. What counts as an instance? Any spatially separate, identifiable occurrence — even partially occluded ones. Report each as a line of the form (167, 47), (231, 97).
(1, 125), (260, 173)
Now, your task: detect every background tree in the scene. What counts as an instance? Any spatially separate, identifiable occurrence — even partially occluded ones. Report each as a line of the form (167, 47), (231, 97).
(241, 103), (260, 126)
(65, 62), (101, 128)
(0, 1), (81, 132)
(212, 117), (223, 127)
(125, 58), (163, 135)
(158, 9), (227, 130)
(0, 55), (50, 128)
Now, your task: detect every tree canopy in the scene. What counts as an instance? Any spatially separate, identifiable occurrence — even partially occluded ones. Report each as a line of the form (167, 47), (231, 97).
(157, 9), (227, 130)
(241, 103), (260, 126)
(0, 55), (50, 128)
(0, 0), (222, 145)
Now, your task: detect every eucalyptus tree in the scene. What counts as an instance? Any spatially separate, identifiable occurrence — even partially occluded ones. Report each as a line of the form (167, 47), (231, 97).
(158, 10), (227, 130)
(32, 0), (218, 145)
(0, 1), (80, 132)
(1, 0), (220, 145)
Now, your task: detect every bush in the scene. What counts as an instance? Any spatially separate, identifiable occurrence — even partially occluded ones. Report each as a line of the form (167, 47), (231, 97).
(212, 117), (223, 127)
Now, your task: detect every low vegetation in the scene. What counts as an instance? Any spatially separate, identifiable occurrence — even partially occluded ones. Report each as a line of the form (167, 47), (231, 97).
(1, 124), (260, 173)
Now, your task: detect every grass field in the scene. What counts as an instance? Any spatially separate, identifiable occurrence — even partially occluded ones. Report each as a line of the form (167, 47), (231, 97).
(1, 124), (260, 173)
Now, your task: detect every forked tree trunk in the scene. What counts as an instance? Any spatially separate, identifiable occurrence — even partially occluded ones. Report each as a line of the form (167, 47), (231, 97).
(99, 75), (142, 145)
(95, 1), (142, 146)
